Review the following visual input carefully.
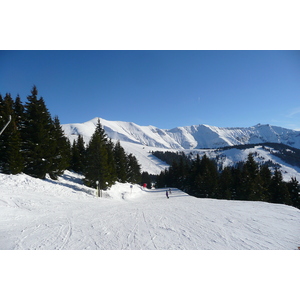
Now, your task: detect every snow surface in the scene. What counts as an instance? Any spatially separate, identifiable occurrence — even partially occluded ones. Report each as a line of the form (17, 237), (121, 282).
(1, 171), (299, 250)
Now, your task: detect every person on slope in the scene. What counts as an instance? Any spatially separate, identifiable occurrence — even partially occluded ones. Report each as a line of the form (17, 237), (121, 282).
(166, 190), (169, 199)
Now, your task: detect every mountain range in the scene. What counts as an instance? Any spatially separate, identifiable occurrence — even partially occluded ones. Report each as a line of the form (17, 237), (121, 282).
(62, 118), (300, 179)
(62, 118), (300, 150)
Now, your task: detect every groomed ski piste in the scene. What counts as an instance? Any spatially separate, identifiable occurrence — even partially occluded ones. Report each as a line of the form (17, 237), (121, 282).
(1, 171), (299, 250)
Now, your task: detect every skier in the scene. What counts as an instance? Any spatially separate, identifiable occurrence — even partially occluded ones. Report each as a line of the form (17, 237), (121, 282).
(166, 190), (169, 199)
(169, 188), (172, 194)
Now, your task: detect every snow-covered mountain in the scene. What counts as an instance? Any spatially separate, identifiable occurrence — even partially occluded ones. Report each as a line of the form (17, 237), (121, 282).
(62, 117), (300, 150)
(62, 118), (300, 177)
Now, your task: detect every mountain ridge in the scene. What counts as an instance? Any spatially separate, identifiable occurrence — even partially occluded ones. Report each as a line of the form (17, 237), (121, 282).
(62, 117), (300, 150)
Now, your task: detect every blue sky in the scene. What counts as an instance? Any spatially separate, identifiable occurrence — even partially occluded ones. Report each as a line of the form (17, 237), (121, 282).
(1, 50), (300, 130)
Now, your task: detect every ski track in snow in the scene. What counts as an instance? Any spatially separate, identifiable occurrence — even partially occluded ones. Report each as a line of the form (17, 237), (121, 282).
(0, 171), (299, 250)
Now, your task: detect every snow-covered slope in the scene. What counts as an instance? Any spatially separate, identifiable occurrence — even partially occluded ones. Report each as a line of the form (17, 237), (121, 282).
(62, 118), (300, 150)
(1, 171), (299, 250)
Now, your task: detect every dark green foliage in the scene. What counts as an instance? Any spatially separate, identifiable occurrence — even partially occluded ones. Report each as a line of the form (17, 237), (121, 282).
(0, 93), (24, 174)
(21, 86), (70, 179)
(113, 140), (141, 184)
(141, 171), (155, 189)
(126, 153), (141, 183)
(258, 164), (272, 202)
(1, 87), (70, 179)
(114, 140), (128, 183)
(21, 86), (54, 178)
(5, 121), (24, 174)
(48, 116), (71, 179)
(152, 150), (191, 166)
(70, 135), (86, 173)
(83, 120), (142, 189)
(287, 177), (300, 209)
(238, 153), (260, 200)
(84, 119), (111, 189)
(269, 168), (290, 205)
(105, 138), (118, 184)
(13, 94), (24, 128)
(218, 166), (233, 199)
(155, 151), (300, 209)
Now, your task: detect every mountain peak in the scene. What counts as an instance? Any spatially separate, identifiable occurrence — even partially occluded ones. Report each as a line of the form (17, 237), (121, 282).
(62, 118), (300, 150)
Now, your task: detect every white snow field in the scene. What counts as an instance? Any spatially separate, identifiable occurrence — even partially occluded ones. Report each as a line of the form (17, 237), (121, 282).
(1, 171), (299, 250)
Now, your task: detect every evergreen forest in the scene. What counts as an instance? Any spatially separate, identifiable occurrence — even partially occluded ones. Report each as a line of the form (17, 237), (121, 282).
(0, 87), (142, 189)
(154, 151), (300, 209)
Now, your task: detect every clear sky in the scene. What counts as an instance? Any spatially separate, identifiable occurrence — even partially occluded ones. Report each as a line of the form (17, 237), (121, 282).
(1, 50), (300, 130)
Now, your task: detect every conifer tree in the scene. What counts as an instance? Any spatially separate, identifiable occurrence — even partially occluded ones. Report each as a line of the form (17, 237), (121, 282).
(218, 166), (233, 199)
(199, 154), (218, 198)
(21, 86), (57, 179)
(0, 93), (24, 174)
(188, 154), (201, 196)
(70, 135), (86, 173)
(287, 177), (300, 209)
(114, 140), (128, 183)
(6, 120), (24, 174)
(259, 164), (272, 202)
(0, 94), (11, 170)
(126, 153), (141, 183)
(141, 171), (152, 189)
(269, 168), (290, 204)
(48, 116), (71, 179)
(106, 138), (117, 183)
(156, 169), (167, 188)
(176, 156), (189, 191)
(84, 119), (111, 189)
(13, 94), (24, 129)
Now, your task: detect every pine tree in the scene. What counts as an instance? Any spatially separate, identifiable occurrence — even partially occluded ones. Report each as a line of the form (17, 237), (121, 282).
(218, 166), (233, 199)
(114, 140), (128, 183)
(141, 171), (152, 189)
(287, 177), (300, 208)
(236, 153), (261, 200)
(0, 94), (11, 170)
(48, 116), (71, 179)
(187, 154), (201, 196)
(13, 94), (24, 129)
(189, 154), (218, 198)
(70, 135), (86, 173)
(0, 93), (24, 174)
(126, 153), (141, 183)
(6, 120), (24, 174)
(177, 156), (189, 191)
(84, 119), (111, 189)
(269, 168), (290, 204)
(259, 164), (272, 202)
(231, 167), (243, 200)
(156, 169), (167, 188)
(21, 86), (57, 179)
(105, 138), (117, 183)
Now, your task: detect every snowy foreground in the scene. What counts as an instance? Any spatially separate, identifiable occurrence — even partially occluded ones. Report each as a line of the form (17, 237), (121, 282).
(1, 171), (299, 250)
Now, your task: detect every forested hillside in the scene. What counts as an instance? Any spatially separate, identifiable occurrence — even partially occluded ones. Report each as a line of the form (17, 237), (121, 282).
(154, 151), (300, 209)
